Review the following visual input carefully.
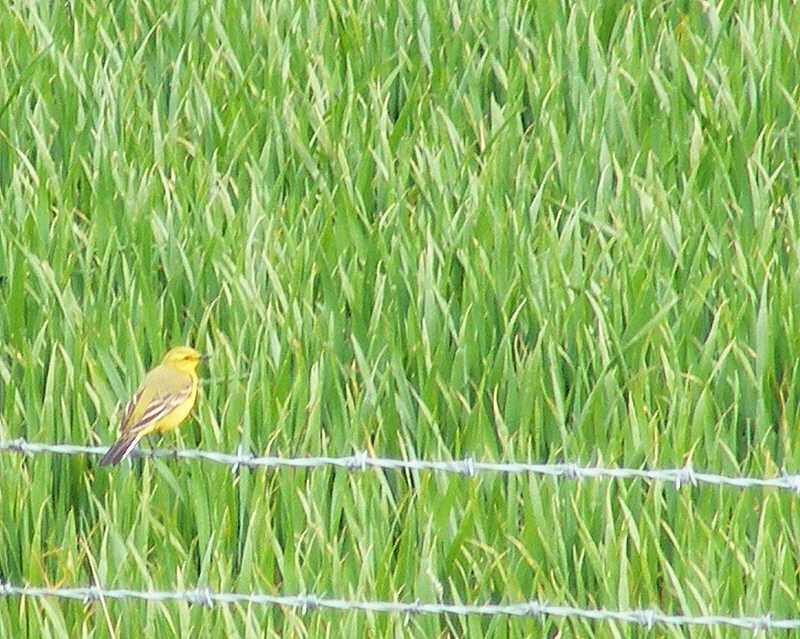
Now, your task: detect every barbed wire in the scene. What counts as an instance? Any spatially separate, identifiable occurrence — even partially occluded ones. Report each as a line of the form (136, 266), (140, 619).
(2, 442), (798, 631)
(0, 582), (794, 631)
(2, 438), (800, 493)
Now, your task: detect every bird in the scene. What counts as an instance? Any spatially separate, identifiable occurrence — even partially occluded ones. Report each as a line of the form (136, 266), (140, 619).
(99, 346), (206, 466)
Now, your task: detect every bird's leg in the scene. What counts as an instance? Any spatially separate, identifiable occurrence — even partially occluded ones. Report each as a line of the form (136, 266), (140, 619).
(145, 433), (157, 458)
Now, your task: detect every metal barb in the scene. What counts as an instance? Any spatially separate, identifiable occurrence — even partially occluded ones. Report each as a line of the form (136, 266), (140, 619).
(560, 463), (580, 480)
(300, 594), (320, 614)
(784, 474), (800, 495)
(188, 588), (214, 607)
(460, 457), (476, 477)
(404, 599), (422, 626)
(347, 450), (369, 472)
(230, 444), (244, 475)
(753, 615), (772, 632)
(636, 609), (656, 629)
(82, 585), (103, 603)
(10, 438), (31, 456)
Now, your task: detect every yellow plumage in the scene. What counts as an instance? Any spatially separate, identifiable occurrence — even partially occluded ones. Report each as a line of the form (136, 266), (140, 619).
(99, 346), (205, 466)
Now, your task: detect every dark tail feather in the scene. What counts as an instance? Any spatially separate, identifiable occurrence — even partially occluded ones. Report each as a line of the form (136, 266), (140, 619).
(99, 434), (142, 466)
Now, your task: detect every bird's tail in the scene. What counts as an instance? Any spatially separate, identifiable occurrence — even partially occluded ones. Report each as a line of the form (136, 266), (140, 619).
(99, 433), (143, 466)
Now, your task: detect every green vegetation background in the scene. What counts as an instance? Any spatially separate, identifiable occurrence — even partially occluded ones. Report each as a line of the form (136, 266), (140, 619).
(2, 0), (800, 636)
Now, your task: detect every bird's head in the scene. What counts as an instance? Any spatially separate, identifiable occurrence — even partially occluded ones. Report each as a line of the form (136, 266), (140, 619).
(161, 346), (207, 372)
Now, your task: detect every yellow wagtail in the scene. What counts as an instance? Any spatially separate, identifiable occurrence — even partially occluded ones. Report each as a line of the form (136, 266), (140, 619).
(99, 346), (206, 466)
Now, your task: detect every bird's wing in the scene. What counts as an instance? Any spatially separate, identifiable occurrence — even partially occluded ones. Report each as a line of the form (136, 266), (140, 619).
(121, 367), (193, 437)
(125, 386), (193, 437)
(120, 388), (143, 429)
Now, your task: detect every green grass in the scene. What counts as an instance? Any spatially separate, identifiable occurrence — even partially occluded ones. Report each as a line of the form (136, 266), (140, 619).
(2, 0), (800, 636)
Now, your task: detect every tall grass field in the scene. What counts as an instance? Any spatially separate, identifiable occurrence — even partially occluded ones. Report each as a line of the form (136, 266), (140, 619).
(2, 0), (800, 636)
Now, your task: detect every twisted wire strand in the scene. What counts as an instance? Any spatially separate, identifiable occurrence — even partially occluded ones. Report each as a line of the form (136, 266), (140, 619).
(0, 583), (794, 630)
(2, 438), (799, 493)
